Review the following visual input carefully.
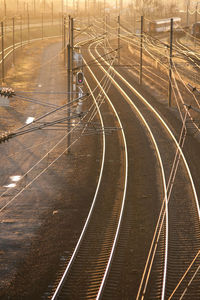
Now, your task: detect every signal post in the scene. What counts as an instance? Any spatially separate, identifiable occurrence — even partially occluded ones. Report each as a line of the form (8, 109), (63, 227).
(67, 16), (84, 152)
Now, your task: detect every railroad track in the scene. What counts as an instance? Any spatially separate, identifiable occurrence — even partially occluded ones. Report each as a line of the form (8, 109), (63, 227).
(48, 29), (168, 299)
(48, 43), (128, 299)
(89, 37), (200, 299)
(46, 21), (200, 299)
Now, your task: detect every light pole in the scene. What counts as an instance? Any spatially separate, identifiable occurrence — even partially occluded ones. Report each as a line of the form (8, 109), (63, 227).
(195, 1), (200, 25)
(4, 0), (6, 17)
(51, 1), (53, 25)
(34, 0), (36, 16)
(61, 0), (64, 16)
(194, 1), (200, 45)
(186, 0), (191, 27)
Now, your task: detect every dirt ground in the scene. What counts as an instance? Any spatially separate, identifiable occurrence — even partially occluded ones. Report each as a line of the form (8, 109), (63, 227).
(0, 38), (102, 299)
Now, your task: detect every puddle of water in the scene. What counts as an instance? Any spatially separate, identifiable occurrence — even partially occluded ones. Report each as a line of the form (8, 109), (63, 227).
(26, 117), (35, 124)
(3, 183), (16, 188)
(10, 175), (22, 182)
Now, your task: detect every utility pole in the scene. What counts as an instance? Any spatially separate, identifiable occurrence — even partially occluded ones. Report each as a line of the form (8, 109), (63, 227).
(105, 15), (107, 48)
(12, 17), (15, 65)
(67, 15), (72, 152)
(61, 0), (64, 16)
(139, 15), (143, 85)
(34, 0), (36, 16)
(51, 1), (54, 25)
(17, 0), (19, 14)
(42, 13), (44, 40)
(186, 0), (190, 27)
(64, 17), (66, 65)
(104, 0), (106, 22)
(20, 15), (23, 48)
(195, 3), (198, 25)
(120, 0), (123, 12)
(4, 0), (6, 34)
(73, 0), (75, 14)
(71, 17), (74, 101)
(4, 0), (6, 17)
(62, 14), (64, 49)
(118, 15), (120, 65)
(27, 12), (30, 43)
(43, 0), (46, 15)
(1, 22), (4, 83)
(88, 0), (90, 24)
(168, 18), (173, 108)
(27, 4), (30, 44)
(24, 1), (26, 17)
(67, 43), (71, 153)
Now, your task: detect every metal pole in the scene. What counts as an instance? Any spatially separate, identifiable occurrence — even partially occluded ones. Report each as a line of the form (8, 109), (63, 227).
(68, 15), (71, 45)
(139, 15), (143, 85)
(4, 0), (6, 34)
(88, 0), (89, 24)
(1, 22), (4, 83)
(62, 14), (64, 48)
(105, 15), (107, 48)
(186, 2), (189, 27)
(43, 0), (46, 14)
(67, 15), (72, 152)
(34, 0), (36, 16)
(12, 17), (15, 65)
(4, 0), (6, 17)
(71, 17), (74, 73)
(71, 17), (74, 101)
(195, 4), (198, 47)
(70, 17), (74, 151)
(118, 15), (120, 65)
(195, 4), (198, 25)
(27, 11), (30, 43)
(51, 1), (53, 25)
(168, 18), (173, 108)
(61, 0), (64, 16)
(20, 15), (23, 48)
(64, 17), (66, 65)
(42, 13), (44, 40)
(67, 43), (71, 152)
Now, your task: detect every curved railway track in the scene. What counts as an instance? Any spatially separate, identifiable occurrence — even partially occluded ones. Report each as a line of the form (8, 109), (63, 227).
(49, 32), (168, 299)
(88, 37), (200, 299)
(47, 21), (200, 299)
(49, 43), (129, 299)
(1, 17), (200, 299)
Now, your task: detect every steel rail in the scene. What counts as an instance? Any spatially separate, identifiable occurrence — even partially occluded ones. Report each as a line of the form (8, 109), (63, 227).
(51, 73), (107, 300)
(93, 40), (200, 299)
(0, 34), (62, 66)
(0, 33), (109, 205)
(88, 40), (168, 300)
(120, 34), (200, 137)
(50, 34), (128, 299)
(85, 56), (129, 300)
(94, 40), (200, 218)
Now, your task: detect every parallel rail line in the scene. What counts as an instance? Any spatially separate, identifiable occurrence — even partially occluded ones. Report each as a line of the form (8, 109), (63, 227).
(92, 38), (200, 299)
